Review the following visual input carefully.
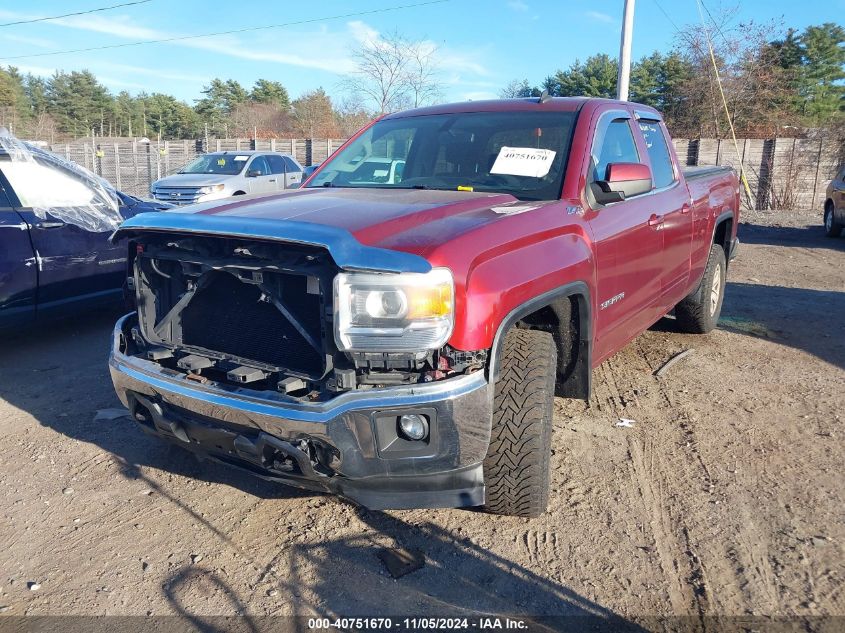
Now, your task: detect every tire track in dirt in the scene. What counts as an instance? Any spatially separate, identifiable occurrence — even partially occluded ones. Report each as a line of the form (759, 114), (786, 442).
(633, 333), (784, 615)
(625, 434), (694, 614)
(593, 350), (699, 614)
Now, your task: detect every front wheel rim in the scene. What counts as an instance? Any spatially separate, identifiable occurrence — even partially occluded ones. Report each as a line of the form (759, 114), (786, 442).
(710, 265), (722, 316)
(826, 210), (833, 231)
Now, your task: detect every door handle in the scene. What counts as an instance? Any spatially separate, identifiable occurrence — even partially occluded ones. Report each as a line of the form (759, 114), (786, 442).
(35, 220), (66, 229)
(648, 214), (664, 227)
(268, 178), (276, 182)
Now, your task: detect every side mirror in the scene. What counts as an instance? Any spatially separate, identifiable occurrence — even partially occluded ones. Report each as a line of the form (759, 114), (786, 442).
(593, 162), (653, 204)
(246, 169), (262, 178)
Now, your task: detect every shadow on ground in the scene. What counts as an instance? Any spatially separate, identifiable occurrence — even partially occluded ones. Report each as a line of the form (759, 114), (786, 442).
(648, 222), (845, 369)
(160, 507), (649, 631)
(0, 307), (307, 502)
(0, 309), (645, 628)
(738, 222), (845, 249)
(651, 282), (845, 370)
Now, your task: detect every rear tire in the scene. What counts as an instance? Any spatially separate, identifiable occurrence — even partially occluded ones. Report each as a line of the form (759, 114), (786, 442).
(674, 243), (727, 334)
(824, 203), (843, 237)
(483, 328), (556, 518)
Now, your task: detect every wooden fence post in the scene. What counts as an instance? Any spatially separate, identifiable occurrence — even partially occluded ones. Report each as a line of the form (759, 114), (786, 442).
(811, 138), (825, 209)
(114, 142), (121, 189)
(132, 141), (139, 194)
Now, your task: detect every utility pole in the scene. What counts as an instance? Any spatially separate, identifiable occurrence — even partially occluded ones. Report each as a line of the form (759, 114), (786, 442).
(616, 0), (636, 101)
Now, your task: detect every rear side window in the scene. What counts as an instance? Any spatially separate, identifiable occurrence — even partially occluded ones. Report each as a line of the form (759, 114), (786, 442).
(592, 119), (640, 182)
(638, 120), (675, 189)
(283, 156), (299, 172)
(266, 155), (285, 174)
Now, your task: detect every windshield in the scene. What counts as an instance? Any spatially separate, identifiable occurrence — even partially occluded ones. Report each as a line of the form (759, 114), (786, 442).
(307, 111), (576, 201)
(179, 154), (249, 175)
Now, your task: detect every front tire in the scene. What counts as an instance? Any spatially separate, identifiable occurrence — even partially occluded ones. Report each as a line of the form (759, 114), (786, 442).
(824, 203), (843, 237)
(674, 243), (727, 334)
(483, 328), (556, 518)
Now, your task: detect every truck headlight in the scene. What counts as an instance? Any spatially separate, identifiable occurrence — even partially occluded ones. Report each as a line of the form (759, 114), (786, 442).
(198, 184), (225, 194)
(334, 268), (454, 352)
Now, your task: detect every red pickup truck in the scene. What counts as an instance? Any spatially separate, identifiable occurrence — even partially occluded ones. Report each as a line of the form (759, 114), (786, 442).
(109, 97), (739, 517)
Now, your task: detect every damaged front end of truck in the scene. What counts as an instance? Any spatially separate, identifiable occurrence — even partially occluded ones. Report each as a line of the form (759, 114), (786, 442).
(108, 212), (492, 510)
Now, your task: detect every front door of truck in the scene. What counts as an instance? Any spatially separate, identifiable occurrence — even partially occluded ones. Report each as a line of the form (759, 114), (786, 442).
(0, 176), (36, 328)
(586, 111), (664, 363)
(635, 116), (693, 305)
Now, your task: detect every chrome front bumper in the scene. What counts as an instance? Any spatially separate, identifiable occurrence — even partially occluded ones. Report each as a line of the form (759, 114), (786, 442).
(108, 314), (492, 510)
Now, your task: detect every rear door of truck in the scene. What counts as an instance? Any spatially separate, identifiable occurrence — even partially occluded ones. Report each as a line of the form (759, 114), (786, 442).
(0, 171), (36, 327)
(633, 112), (693, 304)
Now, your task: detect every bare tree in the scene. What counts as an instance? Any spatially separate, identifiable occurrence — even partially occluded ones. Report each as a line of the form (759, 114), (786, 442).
(344, 31), (442, 114)
(672, 9), (796, 137)
(407, 41), (442, 107)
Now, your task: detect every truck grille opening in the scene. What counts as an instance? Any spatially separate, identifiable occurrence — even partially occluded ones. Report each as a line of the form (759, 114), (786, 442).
(133, 236), (335, 381)
(180, 270), (323, 376)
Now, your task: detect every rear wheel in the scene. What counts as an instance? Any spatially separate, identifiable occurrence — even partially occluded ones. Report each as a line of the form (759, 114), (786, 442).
(824, 202), (843, 237)
(483, 328), (556, 518)
(674, 243), (727, 334)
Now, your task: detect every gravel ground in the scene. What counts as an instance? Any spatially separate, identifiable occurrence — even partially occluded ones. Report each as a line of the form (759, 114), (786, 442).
(0, 209), (842, 627)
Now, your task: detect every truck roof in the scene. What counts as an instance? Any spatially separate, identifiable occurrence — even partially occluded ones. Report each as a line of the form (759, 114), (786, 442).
(383, 96), (659, 120)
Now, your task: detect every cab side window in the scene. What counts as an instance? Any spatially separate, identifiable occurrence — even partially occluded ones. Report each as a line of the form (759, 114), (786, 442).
(592, 119), (640, 183)
(638, 120), (676, 189)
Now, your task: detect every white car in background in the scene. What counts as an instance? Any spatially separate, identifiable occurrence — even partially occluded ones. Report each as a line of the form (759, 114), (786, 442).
(150, 151), (303, 205)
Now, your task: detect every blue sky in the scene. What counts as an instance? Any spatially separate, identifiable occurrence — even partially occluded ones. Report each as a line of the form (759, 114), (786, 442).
(0, 0), (840, 106)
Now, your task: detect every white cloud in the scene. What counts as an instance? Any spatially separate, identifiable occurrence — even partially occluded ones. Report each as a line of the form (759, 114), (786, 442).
(95, 63), (207, 84)
(2, 34), (56, 49)
(0, 10), (493, 96)
(12, 63), (58, 77)
(585, 10), (616, 24)
(347, 20), (380, 45)
(507, 0), (529, 11)
(0, 9), (356, 74)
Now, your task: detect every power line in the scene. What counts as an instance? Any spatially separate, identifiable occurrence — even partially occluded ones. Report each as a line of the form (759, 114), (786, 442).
(0, 0), (449, 61)
(697, 0), (734, 49)
(0, 1), (151, 28)
(649, 0), (683, 36)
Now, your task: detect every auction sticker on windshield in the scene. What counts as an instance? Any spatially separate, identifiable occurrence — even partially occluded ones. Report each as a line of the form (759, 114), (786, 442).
(490, 146), (556, 178)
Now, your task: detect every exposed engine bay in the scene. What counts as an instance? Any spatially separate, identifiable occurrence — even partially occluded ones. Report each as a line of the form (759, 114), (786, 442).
(125, 233), (486, 401)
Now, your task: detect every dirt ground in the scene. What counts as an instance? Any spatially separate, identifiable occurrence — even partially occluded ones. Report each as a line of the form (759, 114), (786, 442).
(0, 210), (842, 627)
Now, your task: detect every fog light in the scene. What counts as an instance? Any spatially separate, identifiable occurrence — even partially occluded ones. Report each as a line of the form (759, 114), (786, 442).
(399, 414), (429, 441)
